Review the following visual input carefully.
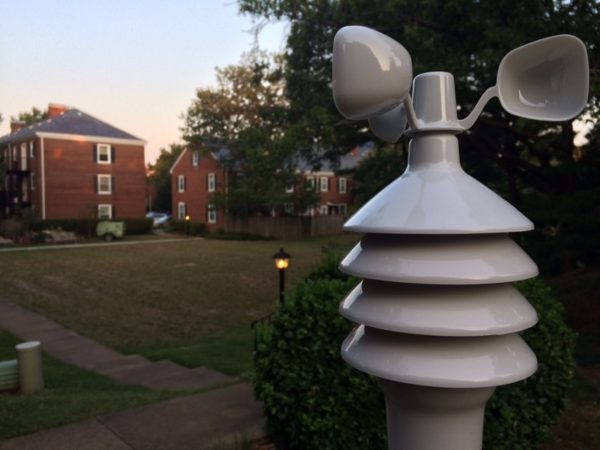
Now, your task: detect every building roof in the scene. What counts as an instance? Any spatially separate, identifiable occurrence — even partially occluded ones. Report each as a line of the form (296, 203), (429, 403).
(0, 108), (144, 145)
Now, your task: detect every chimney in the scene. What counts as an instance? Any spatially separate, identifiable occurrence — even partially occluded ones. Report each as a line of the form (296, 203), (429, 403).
(10, 120), (26, 134)
(48, 103), (68, 118)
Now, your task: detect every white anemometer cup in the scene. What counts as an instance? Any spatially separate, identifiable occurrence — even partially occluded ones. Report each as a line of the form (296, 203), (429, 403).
(333, 26), (588, 450)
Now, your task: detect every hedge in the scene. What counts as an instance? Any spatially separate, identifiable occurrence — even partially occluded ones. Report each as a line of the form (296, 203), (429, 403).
(169, 220), (206, 236)
(254, 254), (576, 450)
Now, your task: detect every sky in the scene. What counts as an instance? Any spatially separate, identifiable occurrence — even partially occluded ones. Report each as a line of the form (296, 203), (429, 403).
(0, 0), (288, 164)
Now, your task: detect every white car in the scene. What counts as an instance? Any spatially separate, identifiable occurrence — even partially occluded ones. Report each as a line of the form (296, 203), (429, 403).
(146, 212), (171, 227)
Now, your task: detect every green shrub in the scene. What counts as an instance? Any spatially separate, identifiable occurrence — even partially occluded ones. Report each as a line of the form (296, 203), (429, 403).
(254, 257), (576, 450)
(169, 220), (206, 236)
(122, 218), (153, 234)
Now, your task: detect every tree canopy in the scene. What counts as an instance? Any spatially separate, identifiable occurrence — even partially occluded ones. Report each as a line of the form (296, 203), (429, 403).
(239, 0), (600, 270)
(12, 107), (48, 125)
(181, 52), (318, 216)
(147, 143), (185, 213)
(239, 0), (599, 198)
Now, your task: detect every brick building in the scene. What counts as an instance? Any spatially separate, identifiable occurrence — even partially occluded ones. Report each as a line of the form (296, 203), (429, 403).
(0, 104), (146, 220)
(169, 148), (228, 228)
(170, 144), (371, 229)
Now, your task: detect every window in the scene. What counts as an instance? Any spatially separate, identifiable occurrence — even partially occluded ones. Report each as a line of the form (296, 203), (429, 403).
(98, 204), (112, 219)
(97, 144), (112, 164)
(338, 177), (347, 194)
(319, 176), (329, 192)
(30, 172), (36, 191)
(178, 202), (186, 220)
(320, 205), (328, 215)
(20, 143), (27, 170)
(178, 175), (186, 193)
(29, 141), (35, 158)
(340, 203), (347, 215)
(285, 184), (294, 193)
(207, 173), (216, 192)
(207, 204), (216, 224)
(306, 176), (315, 190)
(192, 150), (199, 166)
(97, 175), (112, 194)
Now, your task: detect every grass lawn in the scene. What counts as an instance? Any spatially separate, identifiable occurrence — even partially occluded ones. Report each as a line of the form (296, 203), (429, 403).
(0, 234), (358, 376)
(0, 330), (174, 441)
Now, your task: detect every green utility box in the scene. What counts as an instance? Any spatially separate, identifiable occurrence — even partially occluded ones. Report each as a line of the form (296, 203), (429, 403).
(96, 221), (126, 241)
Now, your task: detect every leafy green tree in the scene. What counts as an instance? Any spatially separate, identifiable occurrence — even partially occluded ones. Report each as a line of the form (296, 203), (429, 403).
(147, 143), (185, 213)
(182, 52), (318, 215)
(239, 0), (599, 199)
(12, 107), (48, 125)
(239, 0), (600, 269)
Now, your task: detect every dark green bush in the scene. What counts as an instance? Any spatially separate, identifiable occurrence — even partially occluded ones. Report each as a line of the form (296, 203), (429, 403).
(254, 256), (576, 450)
(122, 218), (153, 234)
(169, 220), (206, 236)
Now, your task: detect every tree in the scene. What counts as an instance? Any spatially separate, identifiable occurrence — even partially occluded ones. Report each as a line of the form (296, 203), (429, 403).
(239, 0), (599, 198)
(147, 143), (185, 213)
(239, 0), (600, 270)
(182, 52), (318, 216)
(12, 107), (48, 125)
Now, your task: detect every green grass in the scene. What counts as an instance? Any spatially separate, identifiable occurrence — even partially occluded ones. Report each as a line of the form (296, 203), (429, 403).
(0, 235), (357, 375)
(0, 330), (174, 441)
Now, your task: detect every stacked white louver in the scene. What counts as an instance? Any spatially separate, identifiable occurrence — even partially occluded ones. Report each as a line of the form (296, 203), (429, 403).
(338, 73), (540, 450)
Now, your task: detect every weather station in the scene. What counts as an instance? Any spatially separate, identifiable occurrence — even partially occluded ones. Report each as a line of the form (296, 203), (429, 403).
(332, 26), (588, 450)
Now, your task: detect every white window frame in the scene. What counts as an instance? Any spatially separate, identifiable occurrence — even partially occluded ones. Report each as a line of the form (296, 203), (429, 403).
(97, 174), (112, 194)
(320, 205), (328, 215)
(97, 143), (111, 164)
(207, 204), (217, 224)
(178, 202), (186, 220)
(338, 177), (347, 194)
(285, 184), (294, 193)
(306, 176), (315, 190)
(178, 175), (185, 193)
(319, 176), (329, 192)
(29, 141), (35, 158)
(30, 172), (36, 191)
(192, 150), (199, 166)
(97, 204), (112, 219)
(208, 172), (216, 192)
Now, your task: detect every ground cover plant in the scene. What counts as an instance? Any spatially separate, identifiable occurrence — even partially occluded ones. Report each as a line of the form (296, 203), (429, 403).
(0, 330), (173, 440)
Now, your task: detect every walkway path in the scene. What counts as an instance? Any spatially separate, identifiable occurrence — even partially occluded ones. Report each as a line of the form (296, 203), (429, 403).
(0, 298), (266, 449)
(0, 237), (201, 253)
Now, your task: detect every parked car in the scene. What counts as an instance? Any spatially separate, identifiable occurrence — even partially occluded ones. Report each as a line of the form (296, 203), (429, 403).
(146, 211), (171, 227)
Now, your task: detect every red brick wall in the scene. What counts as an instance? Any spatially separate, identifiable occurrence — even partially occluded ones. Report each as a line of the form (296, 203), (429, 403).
(171, 149), (226, 229)
(303, 172), (354, 216)
(42, 138), (146, 219)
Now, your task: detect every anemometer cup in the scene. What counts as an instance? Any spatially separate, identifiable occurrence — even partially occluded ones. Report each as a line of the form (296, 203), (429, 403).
(332, 26), (413, 122)
(497, 34), (589, 122)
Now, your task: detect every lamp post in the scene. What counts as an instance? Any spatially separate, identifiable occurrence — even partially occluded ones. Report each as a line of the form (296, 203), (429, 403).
(185, 215), (190, 236)
(272, 247), (291, 305)
(332, 26), (588, 450)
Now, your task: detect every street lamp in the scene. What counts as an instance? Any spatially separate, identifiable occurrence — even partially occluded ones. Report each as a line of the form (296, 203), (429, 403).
(332, 26), (588, 450)
(273, 247), (291, 305)
(185, 215), (190, 236)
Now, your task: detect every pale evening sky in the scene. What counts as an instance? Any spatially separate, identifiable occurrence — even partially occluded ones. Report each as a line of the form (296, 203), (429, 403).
(0, 0), (287, 164)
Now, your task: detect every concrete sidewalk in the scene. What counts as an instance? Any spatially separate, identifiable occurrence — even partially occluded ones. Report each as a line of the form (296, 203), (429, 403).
(0, 383), (266, 450)
(0, 297), (267, 448)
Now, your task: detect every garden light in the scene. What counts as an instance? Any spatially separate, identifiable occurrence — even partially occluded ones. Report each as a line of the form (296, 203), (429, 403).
(333, 26), (588, 450)
(273, 247), (291, 304)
